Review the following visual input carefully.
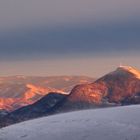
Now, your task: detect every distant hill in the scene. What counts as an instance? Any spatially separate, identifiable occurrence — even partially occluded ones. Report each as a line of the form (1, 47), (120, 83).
(0, 76), (94, 111)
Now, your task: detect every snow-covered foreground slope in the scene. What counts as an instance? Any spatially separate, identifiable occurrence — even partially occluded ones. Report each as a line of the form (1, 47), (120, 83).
(0, 105), (140, 140)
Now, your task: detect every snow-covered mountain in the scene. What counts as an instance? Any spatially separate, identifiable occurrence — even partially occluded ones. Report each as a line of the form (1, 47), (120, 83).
(1, 66), (140, 128)
(0, 76), (94, 111)
(60, 66), (140, 110)
(0, 84), (61, 111)
(3, 92), (67, 125)
(0, 105), (140, 140)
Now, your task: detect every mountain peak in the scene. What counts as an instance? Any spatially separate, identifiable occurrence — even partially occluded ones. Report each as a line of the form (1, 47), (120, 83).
(116, 65), (140, 79)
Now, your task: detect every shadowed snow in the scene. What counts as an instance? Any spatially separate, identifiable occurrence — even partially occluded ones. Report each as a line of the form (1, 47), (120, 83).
(0, 105), (140, 140)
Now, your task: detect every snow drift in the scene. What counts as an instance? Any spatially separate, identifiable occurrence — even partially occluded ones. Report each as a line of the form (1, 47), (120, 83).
(0, 105), (140, 140)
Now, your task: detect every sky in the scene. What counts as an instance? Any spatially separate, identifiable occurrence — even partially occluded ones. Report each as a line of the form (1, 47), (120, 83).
(0, 0), (140, 77)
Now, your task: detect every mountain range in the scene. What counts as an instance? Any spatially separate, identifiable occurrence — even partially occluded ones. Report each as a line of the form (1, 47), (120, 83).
(0, 76), (94, 111)
(1, 66), (140, 127)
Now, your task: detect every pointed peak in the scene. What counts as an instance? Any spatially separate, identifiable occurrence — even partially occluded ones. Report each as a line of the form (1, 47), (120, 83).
(118, 65), (133, 70)
(116, 65), (140, 79)
(118, 65), (136, 71)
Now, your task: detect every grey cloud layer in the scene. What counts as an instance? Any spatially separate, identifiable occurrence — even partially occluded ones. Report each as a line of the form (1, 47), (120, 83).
(0, 20), (139, 60)
(0, 0), (139, 61)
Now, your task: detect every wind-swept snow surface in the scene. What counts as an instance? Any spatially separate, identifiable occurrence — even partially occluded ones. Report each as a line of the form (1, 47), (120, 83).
(0, 105), (140, 140)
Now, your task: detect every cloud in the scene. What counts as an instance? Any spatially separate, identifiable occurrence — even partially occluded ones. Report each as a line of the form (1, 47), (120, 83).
(0, 0), (139, 61)
(0, 1), (139, 76)
(0, 18), (139, 61)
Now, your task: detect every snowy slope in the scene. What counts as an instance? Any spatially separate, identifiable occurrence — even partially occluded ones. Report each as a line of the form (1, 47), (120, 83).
(0, 105), (140, 140)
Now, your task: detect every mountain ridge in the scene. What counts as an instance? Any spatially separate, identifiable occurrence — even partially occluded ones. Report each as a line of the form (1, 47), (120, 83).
(1, 66), (140, 127)
(0, 76), (94, 111)
(58, 65), (140, 110)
